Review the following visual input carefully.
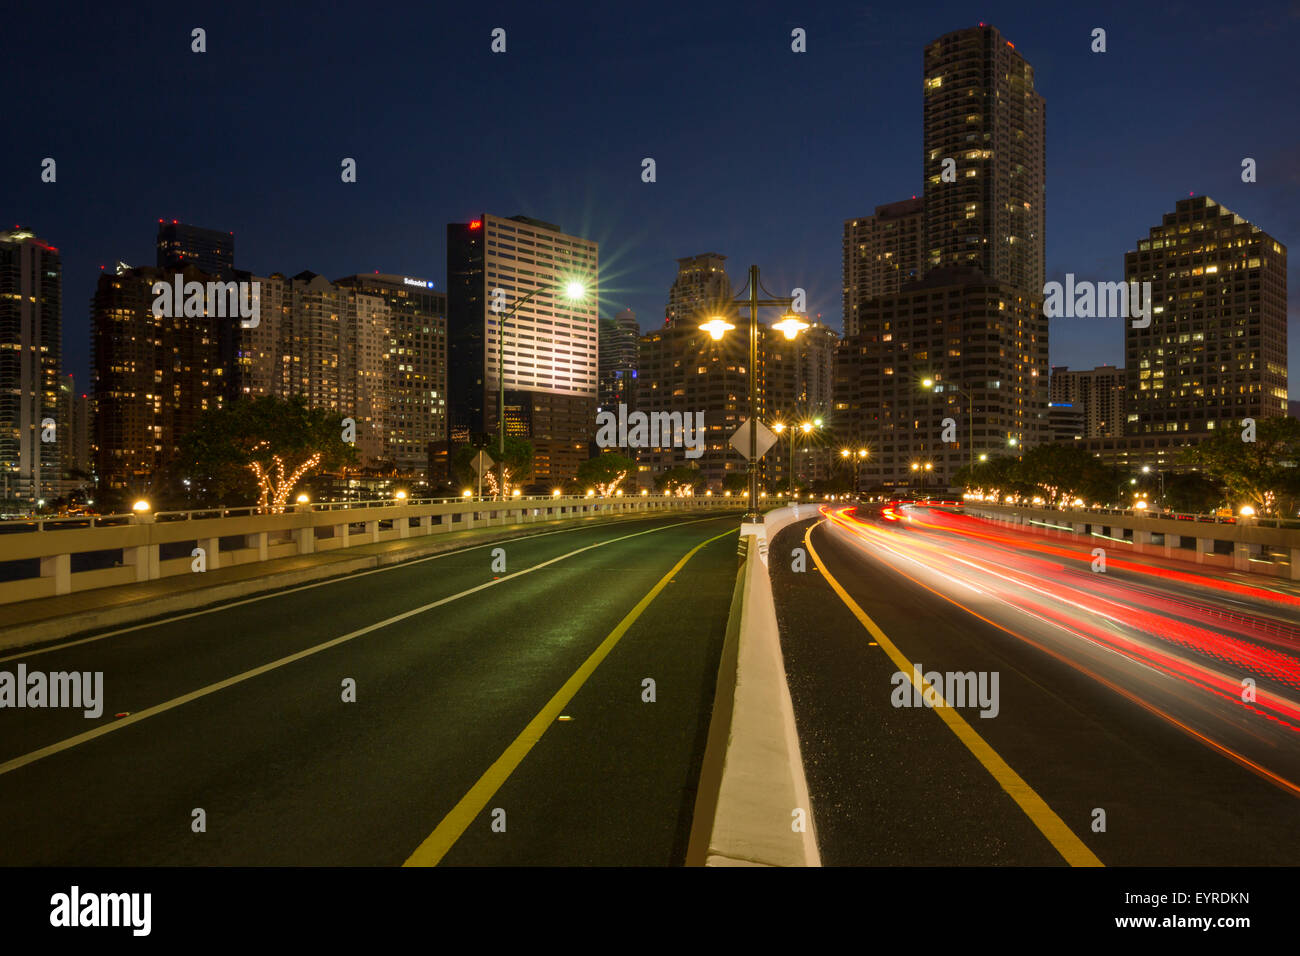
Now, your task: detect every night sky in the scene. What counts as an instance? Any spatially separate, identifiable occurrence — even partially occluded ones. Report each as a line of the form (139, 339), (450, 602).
(4, 0), (1298, 392)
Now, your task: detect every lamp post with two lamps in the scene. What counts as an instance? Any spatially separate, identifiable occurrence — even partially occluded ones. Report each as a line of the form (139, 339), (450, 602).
(700, 265), (810, 526)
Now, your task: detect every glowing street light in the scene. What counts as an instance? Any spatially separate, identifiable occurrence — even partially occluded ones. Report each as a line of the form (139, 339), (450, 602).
(772, 311), (810, 340)
(1240, 505), (1256, 517)
(296, 493), (310, 505)
(700, 317), (735, 341)
(132, 499), (151, 513)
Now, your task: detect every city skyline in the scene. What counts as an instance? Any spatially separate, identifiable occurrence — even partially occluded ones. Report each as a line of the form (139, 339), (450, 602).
(3, 1), (1298, 392)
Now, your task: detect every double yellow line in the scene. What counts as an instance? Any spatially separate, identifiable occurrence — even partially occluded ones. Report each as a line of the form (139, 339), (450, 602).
(806, 522), (1103, 868)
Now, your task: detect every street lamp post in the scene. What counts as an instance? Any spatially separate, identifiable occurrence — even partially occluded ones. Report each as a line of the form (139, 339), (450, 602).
(1142, 465), (1165, 506)
(840, 447), (869, 493)
(700, 265), (809, 527)
(922, 377), (975, 472)
(495, 278), (587, 499)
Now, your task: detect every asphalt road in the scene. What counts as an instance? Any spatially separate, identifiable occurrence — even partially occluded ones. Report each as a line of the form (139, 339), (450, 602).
(0, 510), (742, 865)
(771, 504), (1300, 866)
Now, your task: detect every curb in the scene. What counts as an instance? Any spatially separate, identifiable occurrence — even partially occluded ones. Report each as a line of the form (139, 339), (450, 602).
(687, 505), (821, 866)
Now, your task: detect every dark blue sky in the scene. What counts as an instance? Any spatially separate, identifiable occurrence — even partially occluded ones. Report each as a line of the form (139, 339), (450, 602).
(4, 0), (1298, 391)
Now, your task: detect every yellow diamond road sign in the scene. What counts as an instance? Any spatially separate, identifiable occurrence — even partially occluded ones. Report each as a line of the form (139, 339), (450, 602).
(730, 419), (779, 460)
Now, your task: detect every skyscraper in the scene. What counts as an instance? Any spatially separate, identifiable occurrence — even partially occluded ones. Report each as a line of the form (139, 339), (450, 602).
(335, 273), (448, 474)
(835, 25), (1049, 491)
(922, 24), (1045, 296)
(446, 214), (599, 483)
(837, 267), (1045, 491)
(232, 271), (391, 463)
(0, 228), (64, 507)
(92, 265), (227, 495)
(598, 308), (639, 415)
(1124, 196), (1287, 435)
(156, 221), (235, 275)
(842, 197), (923, 337)
(664, 253), (733, 328)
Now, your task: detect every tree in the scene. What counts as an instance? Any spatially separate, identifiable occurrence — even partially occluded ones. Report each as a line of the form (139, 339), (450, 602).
(176, 395), (357, 512)
(1162, 472), (1224, 515)
(722, 472), (750, 494)
(576, 452), (634, 496)
(452, 436), (533, 498)
(954, 447), (1115, 506)
(654, 465), (706, 496)
(1180, 417), (1300, 516)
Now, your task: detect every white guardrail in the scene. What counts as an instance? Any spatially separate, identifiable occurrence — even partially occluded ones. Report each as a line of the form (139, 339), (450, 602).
(0, 495), (736, 606)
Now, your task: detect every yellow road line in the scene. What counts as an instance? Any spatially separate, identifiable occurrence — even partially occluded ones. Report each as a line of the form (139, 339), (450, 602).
(805, 522), (1103, 868)
(404, 526), (737, 866)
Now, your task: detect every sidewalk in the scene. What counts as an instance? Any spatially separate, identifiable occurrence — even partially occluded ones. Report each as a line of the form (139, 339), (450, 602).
(0, 510), (688, 652)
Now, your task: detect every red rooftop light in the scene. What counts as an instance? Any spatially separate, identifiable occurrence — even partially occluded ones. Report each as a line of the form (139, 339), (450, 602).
(469, 220), (482, 230)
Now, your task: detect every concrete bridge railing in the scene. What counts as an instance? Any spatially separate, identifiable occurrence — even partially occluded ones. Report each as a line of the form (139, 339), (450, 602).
(961, 502), (1300, 581)
(0, 495), (733, 606)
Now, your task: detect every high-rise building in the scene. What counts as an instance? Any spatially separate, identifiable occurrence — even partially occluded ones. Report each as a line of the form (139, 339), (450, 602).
(664, 253), (733, 328)
(232, 271), (391, 463)
(1049, 365), (1125, 438)
(835, 25), (1048, 491)
(835, 267), (1047, 491)
(446, 214), (599, 483)
(335, 274), (448, 473)
(0, 228), (64, 507)
(922, 24), (1045, 297)
(1124, 196), (1287, 435)
(767, 322), (838, 488)
(92, 265), (227, 494)
(58, 372), (90, 484)
(843, 198), (923, 337)
(156, 220), (234, 275)
(598, 308), (640, 415)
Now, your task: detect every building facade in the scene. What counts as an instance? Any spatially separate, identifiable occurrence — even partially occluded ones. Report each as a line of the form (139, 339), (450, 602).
(155, 221), (234, 275)
(1049, 365), (1125, 438)
(922, 23), (1046, 297)
(335, 274), (448, 474)
(91, 265), (228, 495)
(842, 197), (923, 337)
(0, 228), (64, 507)
(598, 307), (640, 417)
(446, 213), (599, 484)
(836, 25), (1049, 492)
(836, 268), (1047, 492)
(1124, 196), (1287, 436)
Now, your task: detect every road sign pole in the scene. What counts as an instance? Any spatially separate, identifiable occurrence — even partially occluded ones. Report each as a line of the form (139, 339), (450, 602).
(747, 265), (760, 524)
